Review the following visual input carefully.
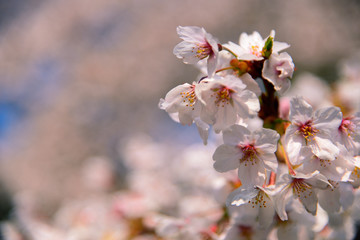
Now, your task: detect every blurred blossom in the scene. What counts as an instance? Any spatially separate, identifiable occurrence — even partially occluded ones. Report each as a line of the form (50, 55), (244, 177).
(284, 73), (332, 109)
(81, 156), (115, 192)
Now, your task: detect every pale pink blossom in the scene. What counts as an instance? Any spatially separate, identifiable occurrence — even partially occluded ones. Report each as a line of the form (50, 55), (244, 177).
(226, 30), (290, 61)
(227, 185), (276, 228)
(274, 171), (331, 220)
(173, 26), (219, 77)
(159, 81), (210, 144)
(219, 216), (269, 240)
(213, 125), (279, 187)
(294, 146), (354, 182)
(318, 181), (354, 213)
(262, 52), (294, 94)
(335, 112), (360, 153)
(271, 200), (328, 240)
(284, 96), (342, 163)
(159, 82), (202, 126)
(197, 75), (260, 133)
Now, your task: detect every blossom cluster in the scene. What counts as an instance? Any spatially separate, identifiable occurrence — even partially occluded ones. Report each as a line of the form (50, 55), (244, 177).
(159, 26), (360, 239)
(3, 26), (360, 240)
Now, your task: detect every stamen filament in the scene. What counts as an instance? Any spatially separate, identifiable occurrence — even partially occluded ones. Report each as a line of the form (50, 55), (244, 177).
(221, 46), (238, 58)
(279, 140), (295, 176)
(215, 67), (235, 73)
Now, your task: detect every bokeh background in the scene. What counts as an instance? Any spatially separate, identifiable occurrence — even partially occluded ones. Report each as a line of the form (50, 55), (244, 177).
(0, 0), (359, 225)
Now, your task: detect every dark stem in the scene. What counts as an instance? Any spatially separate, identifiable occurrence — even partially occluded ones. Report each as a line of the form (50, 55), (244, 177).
(258, 78), (279, 126)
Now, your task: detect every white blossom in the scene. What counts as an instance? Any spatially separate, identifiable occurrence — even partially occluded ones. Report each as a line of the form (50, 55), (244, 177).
(226, 30), (290, 61)
(274, 171), (331, 220)
(213, 125), (279, 187)
(159, 81), (210, 144)
(284, 96), (342, 164)
(173, 26), (219, 77)
(197, 75), (260, 133)
(262, 52), (294, 94)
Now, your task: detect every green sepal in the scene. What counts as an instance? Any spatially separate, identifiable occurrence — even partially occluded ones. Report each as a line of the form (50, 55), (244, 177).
(262, 36), (273, 58)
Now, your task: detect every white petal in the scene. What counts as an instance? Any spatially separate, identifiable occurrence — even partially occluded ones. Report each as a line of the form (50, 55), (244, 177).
(240, 73), (261, 96)
(194, 117), (209, 145)
(284, 129), (304, 165)
(222, 124), (250, 145)
(339, 182), (355, 210)
(318, 185), (341, 213)
(257, 196), (276, 228)
(259, 153), (278, 172)
(207, 53), (217, 77)
(254, 128), (280, 152)
(273, 185), (291, 221)
(289, 146), (313, 169)
(294, 182), (318, 215)
(176, 26), (206, 42)
(273, 41), (290, 53)
(213, 145), (241, 172)
(238, 160), (266, 187)
(178, 109), (195, 125)
(213, 105), (238, 133)
(310, 135), (339, 161)
(289, 96), (313, 123)
(313, 106), (342, 133)
(226, 187), (258, 207)
(173, 41), (200, 64)
(302, 172), (331, 189)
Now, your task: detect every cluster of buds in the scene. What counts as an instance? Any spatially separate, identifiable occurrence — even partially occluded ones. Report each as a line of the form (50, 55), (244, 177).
(160, 26), (360, 239)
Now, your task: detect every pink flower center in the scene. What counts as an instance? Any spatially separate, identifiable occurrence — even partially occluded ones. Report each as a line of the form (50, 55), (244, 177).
(180, 85), (196, 110)
(339, 117), (355, 137)
(211, 86), (234, 107)
(250, 45), (262, 57)
(239, 144), (257, 166)
(298, 121), (318, 143)
(193, 42), (212, 59)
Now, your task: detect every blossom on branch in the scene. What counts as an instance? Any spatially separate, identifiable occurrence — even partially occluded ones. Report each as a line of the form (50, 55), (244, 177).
(212, 124), (279, 187)
(262, 52), (294, 95)
(274, 171), (331, 220)
(159, 81), (209, 144)
(197, 75), (260, 133)
(173, 26), (219, 77)
(226, 30), (290, 61)
(284, 96), (342, 163)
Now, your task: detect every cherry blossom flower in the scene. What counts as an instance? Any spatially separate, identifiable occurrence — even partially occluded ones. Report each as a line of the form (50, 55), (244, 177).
(159, 81), (210, 144)
(284, 96), (342, 164)
(335, 112), (360, 153)
(285, 73), (333, 109)
(213, 125), (279, 187)
(226, 185), (276, 228)
(262, 52), (295, 94)
(349, 156), (360, 188)
(294, 146), (354, 182)
(219, 215), (270, 240)
(318, 181), (354, 213)
(197, 75), (260, 133)
(271, 200), (328, 240)
(159, 82), (203, 126)
(226, 30), (290, 61)
(274, 171), (331, 220)
(173, 26), (219, 77)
